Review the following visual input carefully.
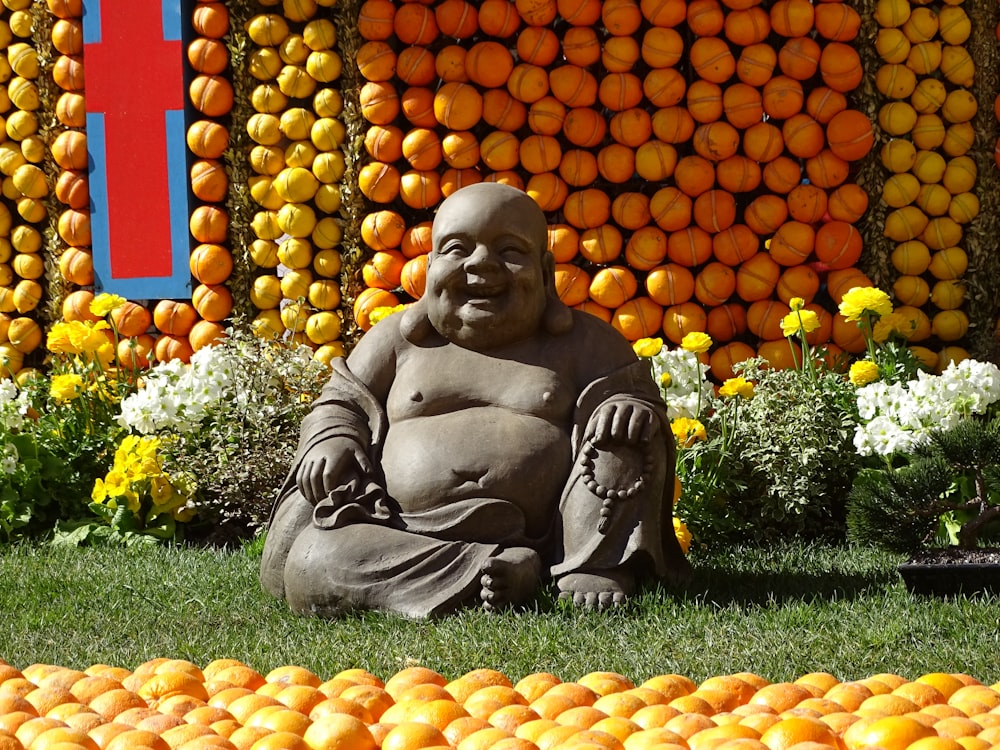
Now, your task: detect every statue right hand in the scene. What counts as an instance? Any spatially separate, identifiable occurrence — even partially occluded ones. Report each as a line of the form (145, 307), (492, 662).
(297, 438), (375, 505)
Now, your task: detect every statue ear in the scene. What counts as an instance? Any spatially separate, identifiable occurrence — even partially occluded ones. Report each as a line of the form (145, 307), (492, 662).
(544, 294), (574, 335)
(539, 248), (573, 335)
(399, 299), (434, 343)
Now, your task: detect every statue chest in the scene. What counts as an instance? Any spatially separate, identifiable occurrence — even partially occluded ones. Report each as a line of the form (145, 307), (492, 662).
(386, 346), (576, 425)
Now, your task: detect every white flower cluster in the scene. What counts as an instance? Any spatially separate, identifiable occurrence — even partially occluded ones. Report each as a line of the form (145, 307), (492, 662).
(118, 346), (236, 435)
(650, 347), (714, 419)
(0, 378), (30, 474)
(854, 359), (1000, 456)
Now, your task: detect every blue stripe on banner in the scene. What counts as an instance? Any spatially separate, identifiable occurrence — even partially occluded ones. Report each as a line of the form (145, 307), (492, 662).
(81, 0), (101, 44)
(86, 111), (113, 295)
(165, 108), (194, 299)
(162, 0), (182, 42)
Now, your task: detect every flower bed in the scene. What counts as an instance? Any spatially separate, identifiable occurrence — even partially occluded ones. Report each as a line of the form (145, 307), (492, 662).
(0, 659), (997, 750)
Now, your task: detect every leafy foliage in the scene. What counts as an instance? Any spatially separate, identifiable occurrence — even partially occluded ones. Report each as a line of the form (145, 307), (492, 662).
(848, 417), (1000, 552)
(116, 327), (331, 545)
(717, 359), (863, 542)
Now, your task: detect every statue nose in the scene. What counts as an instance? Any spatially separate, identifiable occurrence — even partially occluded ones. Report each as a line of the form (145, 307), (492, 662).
(465, 244), (500, 270)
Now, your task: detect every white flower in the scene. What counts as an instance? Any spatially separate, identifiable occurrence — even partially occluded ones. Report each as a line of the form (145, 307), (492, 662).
(854, 359), (1000, 456)
(650, 347), (713, 419)
(0, 441), (16, 474)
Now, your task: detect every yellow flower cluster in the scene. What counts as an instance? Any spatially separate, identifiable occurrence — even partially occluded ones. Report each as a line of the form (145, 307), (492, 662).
(47, 320), (115, 366)
(92, 435), (191, 522)
(849, 360), (881, 386)
(838, 287), (893, 323)
(719, 377), (755, 399)
(671, 417), (707, 447)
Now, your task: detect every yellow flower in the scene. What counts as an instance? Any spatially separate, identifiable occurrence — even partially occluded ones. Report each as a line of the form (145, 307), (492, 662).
(849, 360), (880, 386)
(789, 297), (805, 311)
(780, 309), (820, 338)
(49, 320), (112, 355)
(149, 474), (176, 510)
(839, 286), (892, 323)
(673, 517), (692, 555)
(46, 322), (77, 354)
(50, 373), (84, 402)
(659, 372), (672, 388)
(872, 311), (915, 343)
(671, 417), (706, 447)
(719, 376), (754, 399)
(680, 331), (712, 354)
(90, 293), (126, 317)
(91, 478), (108, 504)
(369, 304), (407, 326)
(632, 337), (663, 358)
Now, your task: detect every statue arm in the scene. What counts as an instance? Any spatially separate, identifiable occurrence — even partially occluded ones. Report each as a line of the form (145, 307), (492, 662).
(291, 317), (401, 504)
(568, 312), (663, 448)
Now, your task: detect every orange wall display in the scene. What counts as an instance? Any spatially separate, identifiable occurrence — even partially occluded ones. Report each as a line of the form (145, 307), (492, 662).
(0, 0), (996, 380)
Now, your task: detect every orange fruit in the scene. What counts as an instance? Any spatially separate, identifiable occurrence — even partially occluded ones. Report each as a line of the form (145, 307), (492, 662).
(592, 693), (649, 719)
(514, 675), (562, 704)
(404, 700), (469, 732)
(446, 672), (513, 705)
(758, 716), (842, 750)
(302, 714), (376, 750)
(665, 712), (717, 739)
(138, 673), (210, 706)
(693, 724), (763, 750)
(559, 705), (611, 729)
(444, 717), (493, 748)
(847, 716), (936, 750)
(490, 704), (542, 734)
(629, 706), (682, 731)
(750, 685), (814, 715)
(457, 727), (514, 750)
(915, 676), (966, 702)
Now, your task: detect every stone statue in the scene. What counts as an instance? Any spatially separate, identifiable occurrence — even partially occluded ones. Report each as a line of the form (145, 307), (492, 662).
(260, 182), (691, 618)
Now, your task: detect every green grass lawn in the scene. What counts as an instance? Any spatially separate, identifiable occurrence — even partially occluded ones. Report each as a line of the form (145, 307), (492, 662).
(2, 541), (998, 685)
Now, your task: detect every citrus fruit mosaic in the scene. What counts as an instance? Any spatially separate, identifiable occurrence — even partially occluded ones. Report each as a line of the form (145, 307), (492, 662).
(1, 660), (999, 750)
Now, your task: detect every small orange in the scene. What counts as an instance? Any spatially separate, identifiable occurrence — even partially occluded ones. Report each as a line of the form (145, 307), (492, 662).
(514, 674), (563, 704)
(844, 715), (935, 750)
(490, 704), (542, 734)
(629, 705), (682, 731)
(665, 711), (717, 739)
(303, 714), (376, 750)
(915, 675), (966, 701)
(758, 716), (842, 750)
(749, 684), (814, 714)
(444, 717), (494, 747)
(457, 726), (515, 750)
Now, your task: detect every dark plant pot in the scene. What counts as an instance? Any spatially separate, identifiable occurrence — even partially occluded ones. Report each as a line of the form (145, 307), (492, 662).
(898, 549), (1000, 597)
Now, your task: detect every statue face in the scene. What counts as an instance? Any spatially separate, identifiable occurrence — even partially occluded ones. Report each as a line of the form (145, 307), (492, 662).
(426, 184), (551, 350)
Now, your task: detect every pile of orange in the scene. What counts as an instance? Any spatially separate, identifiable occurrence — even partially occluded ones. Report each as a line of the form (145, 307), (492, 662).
(2, 659), (999, 750)
(243, 2), (347, 364)
(0, 0), (65, 376)
(874, 0), (977, 369)
(352, 0), (881, 380)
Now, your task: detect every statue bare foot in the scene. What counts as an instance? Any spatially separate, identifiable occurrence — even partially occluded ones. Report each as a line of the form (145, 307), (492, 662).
(556, 570), (635, 610)
(480, 547), (542, 612)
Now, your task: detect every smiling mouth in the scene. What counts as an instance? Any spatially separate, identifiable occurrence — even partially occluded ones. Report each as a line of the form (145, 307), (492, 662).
(462, 284), (506, 299)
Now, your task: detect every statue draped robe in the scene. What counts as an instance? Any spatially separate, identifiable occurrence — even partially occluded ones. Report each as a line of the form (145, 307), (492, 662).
(260, 357), (682, 618)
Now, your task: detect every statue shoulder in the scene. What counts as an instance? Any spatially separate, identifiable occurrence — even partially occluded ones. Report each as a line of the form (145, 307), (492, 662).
(345, 311), (406, 398)
(567, 309), (639, 376)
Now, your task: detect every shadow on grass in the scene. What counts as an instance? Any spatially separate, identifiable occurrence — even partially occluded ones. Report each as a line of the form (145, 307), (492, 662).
(673, 552), (903, 606)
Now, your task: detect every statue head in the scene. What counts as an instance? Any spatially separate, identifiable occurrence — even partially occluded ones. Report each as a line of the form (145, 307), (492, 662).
(404, 183), (571, 350)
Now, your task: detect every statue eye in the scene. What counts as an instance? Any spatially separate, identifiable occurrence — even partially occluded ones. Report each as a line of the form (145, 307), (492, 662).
(440, 241), (469, 256)
(500, 244), (528, 259)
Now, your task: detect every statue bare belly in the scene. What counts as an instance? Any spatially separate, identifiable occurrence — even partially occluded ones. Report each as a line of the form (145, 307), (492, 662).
(382, 407), (573, 534)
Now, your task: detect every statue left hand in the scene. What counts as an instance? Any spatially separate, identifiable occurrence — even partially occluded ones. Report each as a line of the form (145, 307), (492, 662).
(590, 401), (658, 448)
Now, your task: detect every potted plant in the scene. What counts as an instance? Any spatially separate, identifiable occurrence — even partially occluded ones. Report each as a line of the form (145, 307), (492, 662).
(847, 359), (1000, 595)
